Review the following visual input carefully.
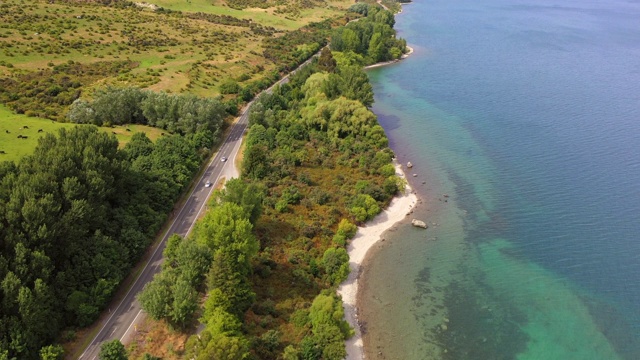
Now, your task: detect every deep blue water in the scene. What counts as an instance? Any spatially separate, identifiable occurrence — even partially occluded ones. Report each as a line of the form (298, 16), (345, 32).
(360, 0), (640, 358)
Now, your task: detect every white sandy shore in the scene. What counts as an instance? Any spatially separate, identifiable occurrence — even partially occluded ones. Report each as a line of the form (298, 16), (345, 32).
(337, 163), (418, 360)
(364, 45), (414, 70)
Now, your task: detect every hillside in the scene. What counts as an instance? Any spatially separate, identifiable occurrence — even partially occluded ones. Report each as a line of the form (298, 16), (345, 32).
(0, 0), (353, 124)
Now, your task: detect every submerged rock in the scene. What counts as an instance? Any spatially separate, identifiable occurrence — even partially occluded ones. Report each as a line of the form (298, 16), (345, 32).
(411, 219), (428, 229)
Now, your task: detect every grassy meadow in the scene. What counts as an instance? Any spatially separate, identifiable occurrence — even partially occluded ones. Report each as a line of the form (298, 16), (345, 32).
(0, 105), (75, 162)
(0, 105), (166, 163)
(0, 0), (352, 97)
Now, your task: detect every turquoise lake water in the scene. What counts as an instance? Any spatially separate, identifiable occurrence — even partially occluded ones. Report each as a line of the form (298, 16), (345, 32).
(359, 0), (640, 359)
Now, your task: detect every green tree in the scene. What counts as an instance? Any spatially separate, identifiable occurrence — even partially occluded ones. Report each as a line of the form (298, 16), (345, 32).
(215, 179), (265, 225)
(220, 79), (241, 94)
(322, 248), (350, 285)
(338, 66), (374, 107)
(367, 32), (385, 63)
(197, 336), (249, 360)
(282, 345), (300, 360)
(349, 194), (380, 222)
(317, 47), (337, 73)
(201, 301), (242, 337)
(170, 276), (198, 329)
(98, 340), (127, 360)
(207, 249), (256, 316)
(194, 203), (258, 271)
(39, 344), (63, 360)
(332, 219), (358, 246)
(138, 271), (174, 321)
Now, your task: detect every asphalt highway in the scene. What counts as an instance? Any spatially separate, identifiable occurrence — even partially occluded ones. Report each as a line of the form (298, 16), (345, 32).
(79, 104), (250, 359)
(78, 54), (313, 359)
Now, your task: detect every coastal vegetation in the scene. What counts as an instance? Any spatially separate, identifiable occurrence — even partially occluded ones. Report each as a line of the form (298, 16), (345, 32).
(331, 4), (408, 65)
(235, 50), (400, 359)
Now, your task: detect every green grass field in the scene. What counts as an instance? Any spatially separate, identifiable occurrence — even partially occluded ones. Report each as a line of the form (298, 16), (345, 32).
(0, 105), (76, 163)
(152, 0), (352, 30)
(0, 105), (167, 163)
(0, 0), (352, 99)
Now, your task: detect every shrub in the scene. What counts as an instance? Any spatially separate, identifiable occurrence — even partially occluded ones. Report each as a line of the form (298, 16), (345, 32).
(322, 247), (350, 285)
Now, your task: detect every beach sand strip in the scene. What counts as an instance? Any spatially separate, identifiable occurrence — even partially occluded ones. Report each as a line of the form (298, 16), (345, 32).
(337, 163), (418, 360)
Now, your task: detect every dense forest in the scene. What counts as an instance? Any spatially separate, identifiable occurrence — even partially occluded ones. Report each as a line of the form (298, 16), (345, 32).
(67, 87), (227, 137)
(0, 125), (217, 359)
(331, 4), (407, 65)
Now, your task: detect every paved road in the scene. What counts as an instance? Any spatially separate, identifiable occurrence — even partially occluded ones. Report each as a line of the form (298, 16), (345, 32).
(78, 53), (316, 359)
(79, 106), (250, 360)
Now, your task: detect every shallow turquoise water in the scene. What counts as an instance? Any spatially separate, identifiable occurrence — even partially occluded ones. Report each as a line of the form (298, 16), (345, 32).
(359, 0), (640, 359)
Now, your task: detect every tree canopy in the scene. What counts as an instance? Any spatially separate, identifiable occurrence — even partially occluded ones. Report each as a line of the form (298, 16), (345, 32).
(0, 125), (215, 358)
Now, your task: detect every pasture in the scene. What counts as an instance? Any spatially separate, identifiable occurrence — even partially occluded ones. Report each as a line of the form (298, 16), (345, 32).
(0, 105), (166, 163)
(0, 105), (75, 163)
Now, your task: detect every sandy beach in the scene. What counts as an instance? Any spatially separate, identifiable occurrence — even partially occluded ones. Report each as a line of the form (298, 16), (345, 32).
(364, 46), (414, 70)
(337, 163), (418, 359)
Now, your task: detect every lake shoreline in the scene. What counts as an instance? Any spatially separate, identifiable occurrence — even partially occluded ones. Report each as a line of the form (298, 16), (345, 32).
(364, 46), (414, 70)
(338, 162), (419, 360)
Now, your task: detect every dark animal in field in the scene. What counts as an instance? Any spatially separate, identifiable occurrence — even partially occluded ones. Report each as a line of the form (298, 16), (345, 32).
(17, 135), (23, 139)
(0, 151), (5, 154)
(161, 132), (165, 135)
(21, 136), (28, 139)
(23, 125), (29, 129)
(38, 129), (43, 133)
(126, 128), (131, 132)
(112, 131), (117, 134)
(5, 130), (8, 134)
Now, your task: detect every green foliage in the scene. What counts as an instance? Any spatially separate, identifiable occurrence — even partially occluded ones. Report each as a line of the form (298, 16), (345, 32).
(331, 6), (406, 65)
(141, 354), (161, 360)
(138, 271), (174, 321)
(194, 203), (257, 270)
(282, 345), (300, 360)
(263, 20), (331, 72)
(332, 219), (357, 246)
(170, 276), (199, 328)
(0, 125), (211, 358)
(348, 3), (370, 16)
(98, 340), (127, 360)
(154, 180), (263, 357)
(306, 293), (353, 360)
(336, 66), (374, 107)
(68, 87), (226, 136)
(140, 236), (211, 329)
(322, 248), (350, 285)
(317, 47), (337, 73)
(301, 96), (377, 141)
(240, 36), (404, 355)
(38, 345), (64, 360)
(0, 61), (135, 121)
(201, 297), (243, 337)
(213, 178), (265, 225)
(219, 79), (241, 95)
(188, 334), (250, 360)
(207, 249), (256, 317)
(349, 194), (381, 222)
